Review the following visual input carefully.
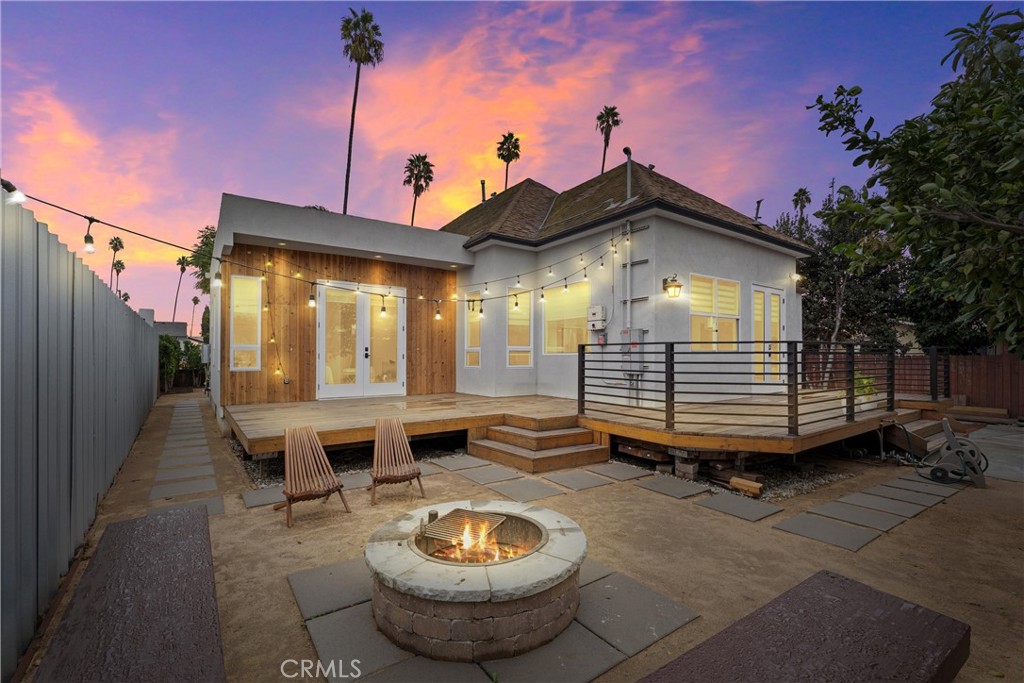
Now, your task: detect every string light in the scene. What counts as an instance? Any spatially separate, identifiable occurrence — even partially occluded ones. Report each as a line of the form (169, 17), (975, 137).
(563, 278), (568, 292)
(516, 275), (522, 287)
(540, 288), (545, 303)
(212, 273), (223, 288)
(612, 239), (617, 255)
(1, 179), (26, 204)
(548, 265), (553, 277)
(484, 282), (489, 295)
(583, 268), (588, 281)
(600, 256), (605, 269)
(417, 287), (424, 300)
(83, 217), (97, 254)
(434, 300), (442, 321)
(308, 283), (317, 308)
(379, 294), (387, 317)
(479, 301), (484, 318)
(579, 253), (584, 264)
(269, 334), (276, 344)
(513, 295), (519, 310)
(625, 233), (630, 244)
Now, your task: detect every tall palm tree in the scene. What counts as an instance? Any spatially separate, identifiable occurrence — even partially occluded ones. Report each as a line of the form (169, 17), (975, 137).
(595, 105), (622, 174)
(113, 259), (126, 295)
(108, 236), (124, 287)
(190, 296), (201, 336)
(172, 255), (189, 321)
(402, 153), (435, 226)
(496, 131), (521, 191)
(340, 8), (384, 215)
(793, 187), (812, 225)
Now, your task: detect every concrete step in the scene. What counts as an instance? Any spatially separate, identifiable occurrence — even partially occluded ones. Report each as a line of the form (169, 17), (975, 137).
(468, 439), (609, 474)
(502, 413), (579, 431)
(487, 424), (595, 450)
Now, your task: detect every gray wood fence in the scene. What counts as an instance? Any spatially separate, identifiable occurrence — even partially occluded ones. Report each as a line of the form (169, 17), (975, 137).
(1, 196), (158, 680)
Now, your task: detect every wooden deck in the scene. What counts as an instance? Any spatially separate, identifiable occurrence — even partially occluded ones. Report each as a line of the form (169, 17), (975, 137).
(223, 393), (579, 455)
(223, 391), (917, 458)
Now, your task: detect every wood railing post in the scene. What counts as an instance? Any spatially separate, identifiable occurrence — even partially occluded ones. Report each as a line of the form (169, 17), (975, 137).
(942, 348), (951, 398)
(887, 348), (896, 411)
(845, 343), (856, 421)
(665, 343), (675, 430)
(577, 344), (586, 416)
(787, 341), (799, 435)
(929, 346), (939, 401)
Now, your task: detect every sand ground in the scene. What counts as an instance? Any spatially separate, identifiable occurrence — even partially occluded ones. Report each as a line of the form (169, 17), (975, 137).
(20, 391), (1024, 682)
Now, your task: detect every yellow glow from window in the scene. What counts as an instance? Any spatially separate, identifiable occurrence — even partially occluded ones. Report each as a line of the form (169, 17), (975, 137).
(543, 281), (590, 354)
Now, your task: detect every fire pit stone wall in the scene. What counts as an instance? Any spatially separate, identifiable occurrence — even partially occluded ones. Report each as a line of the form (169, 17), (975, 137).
(364, 500), (586, 662)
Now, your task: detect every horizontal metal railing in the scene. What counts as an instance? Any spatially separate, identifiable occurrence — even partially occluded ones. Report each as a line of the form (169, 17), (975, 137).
(893, 346), (951, 400)
(578, 340), (896, 436)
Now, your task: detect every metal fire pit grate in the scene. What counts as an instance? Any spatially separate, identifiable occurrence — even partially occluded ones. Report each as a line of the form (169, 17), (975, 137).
(422, 508), (506, 542)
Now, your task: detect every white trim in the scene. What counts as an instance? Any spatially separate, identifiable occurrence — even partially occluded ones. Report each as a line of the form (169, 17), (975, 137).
(465, 290), (481, 368)
(752, 283), (785, 384)
(229, 275), (261, 371)
(506, 286), (533, 369)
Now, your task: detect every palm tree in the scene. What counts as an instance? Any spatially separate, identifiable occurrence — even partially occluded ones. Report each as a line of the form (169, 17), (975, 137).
(402, 153), (435, 225)
(496, 131), (521, 191)
(793, 188), (812, 225)
(108, 236), (124, 287)
(340, 8), (385, 215)
(113, 259), (126, 295)
(190, 296), (201, 336)
(595, 105), (622, 174)
(171, 255), (189, 321)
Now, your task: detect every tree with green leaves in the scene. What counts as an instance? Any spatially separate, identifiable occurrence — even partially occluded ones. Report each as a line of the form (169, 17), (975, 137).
(201, 305), (210, 344)
(497, 131), (521, 191)
(403, 153), (435, 225)
(108, 236), (123, 288)
(808, 5), (1023, 353)
(187, 225), (216, 294)
(172, 255), (189, 321)
(113, 259), (126, 295)
(190, 295), (201, 337)
(158, 335), (181, 393)
(340, 7), (385, 215)
(595, 105), (622, 174)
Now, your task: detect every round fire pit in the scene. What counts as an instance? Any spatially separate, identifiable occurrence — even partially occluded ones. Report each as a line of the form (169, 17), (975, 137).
(364, 501), (586, 662)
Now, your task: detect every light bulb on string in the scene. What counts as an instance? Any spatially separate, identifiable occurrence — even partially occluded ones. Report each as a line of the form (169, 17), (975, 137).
(513, 295), (519, 311)
(563, 278), (568, 292)
(434, 301), (442, 321)
(379, 294), (387, 317)
(516, 275), (522, 287)
(583, 268), (588, 281)
(548, 265), (553, 277)
(484, 282), (489, 295)
(308, 283), (317, 308)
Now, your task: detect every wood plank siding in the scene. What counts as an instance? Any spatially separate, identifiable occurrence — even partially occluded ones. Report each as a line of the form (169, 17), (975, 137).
(219, 243), (456, 406)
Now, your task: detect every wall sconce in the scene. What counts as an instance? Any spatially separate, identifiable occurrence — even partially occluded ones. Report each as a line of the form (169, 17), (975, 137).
(790, 272), (803, 283)
(662, 274), (683, 298)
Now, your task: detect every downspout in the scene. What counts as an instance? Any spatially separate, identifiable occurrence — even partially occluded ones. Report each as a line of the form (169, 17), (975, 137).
(623, 147), (634, 333)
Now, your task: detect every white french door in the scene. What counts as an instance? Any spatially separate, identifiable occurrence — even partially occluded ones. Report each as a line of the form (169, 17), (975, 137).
(753, 285), (784, 384)
(317, 282), (406, 398)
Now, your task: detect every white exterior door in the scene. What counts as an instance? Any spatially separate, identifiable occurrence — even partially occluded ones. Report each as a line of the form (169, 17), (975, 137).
(753, 285), (784, 384)
(317, 282), (406, 398)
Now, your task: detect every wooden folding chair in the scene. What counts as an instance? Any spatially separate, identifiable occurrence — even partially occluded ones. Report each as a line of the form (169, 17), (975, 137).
(272, 425), (351, 527)
(369, 417), (426, 505)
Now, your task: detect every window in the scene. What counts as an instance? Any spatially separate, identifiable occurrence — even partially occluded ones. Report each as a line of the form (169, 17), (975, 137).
(230, 275), (261, 370)
(690, 275), (739, 351)
(466, 291), (481, 367)
(543, 281), (590, 354)
(507, 288), (531, 367)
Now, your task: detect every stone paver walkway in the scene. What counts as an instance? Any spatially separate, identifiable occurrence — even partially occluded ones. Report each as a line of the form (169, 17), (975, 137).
(148, 400), (224, 515)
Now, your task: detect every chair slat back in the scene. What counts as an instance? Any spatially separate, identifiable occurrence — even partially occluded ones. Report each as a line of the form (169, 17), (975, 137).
(285, 425), (337, 495)
(373, 417), (417, 477)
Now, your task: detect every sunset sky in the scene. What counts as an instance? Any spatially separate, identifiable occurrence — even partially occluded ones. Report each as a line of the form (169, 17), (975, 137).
(1, 1), (989, 326)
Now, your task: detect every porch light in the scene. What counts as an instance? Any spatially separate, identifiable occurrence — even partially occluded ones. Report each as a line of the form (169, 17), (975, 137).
(663, 274), (683, 299)
(83, 217), (97, 254)
(790, 272), (803, 283)
(308, 284), (317, 308)
(1, 179), (26, 204)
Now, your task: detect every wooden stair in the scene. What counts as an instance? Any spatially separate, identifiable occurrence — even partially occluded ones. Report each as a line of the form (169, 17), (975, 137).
(468, 415), (608, 473)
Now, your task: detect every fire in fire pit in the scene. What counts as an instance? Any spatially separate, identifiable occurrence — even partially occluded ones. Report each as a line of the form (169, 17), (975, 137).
(414, 508), (544, 565)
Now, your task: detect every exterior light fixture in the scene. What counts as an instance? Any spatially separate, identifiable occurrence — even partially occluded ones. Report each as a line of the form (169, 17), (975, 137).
(662, 274), (683, 299)
(516, 275), (522, 287)
(417, 288), (424, 300)
(1, 179), (26, 204)
(83, 217), (97, 254)
(269, 334), (276, 344)
(308, 284), (317, 308)
(563, 278), (568, 292)
(579, 253), (584, 264)
(380, 294), (387, 317)
(513, 295), (519, 311)
(263, 302), (269, 312)
(790, 273), (804, 283)
(548, 266), (553, 277)
(540, 288), (546, 303)
(212, 271), (223, 288)
(583, 268), (588, 281)
(479, 301), (485, 318)
(484, 282), (489, 294)
(600, 256), (605, 269)
(434, 301), (442, 320)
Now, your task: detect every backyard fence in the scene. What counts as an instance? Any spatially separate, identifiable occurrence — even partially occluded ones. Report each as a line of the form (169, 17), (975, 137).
(1, 194), (158, 680)
(892, 346), (1022, 418)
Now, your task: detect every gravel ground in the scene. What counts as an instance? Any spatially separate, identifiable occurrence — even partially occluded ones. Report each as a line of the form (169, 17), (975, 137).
(234, 437), (464, 488)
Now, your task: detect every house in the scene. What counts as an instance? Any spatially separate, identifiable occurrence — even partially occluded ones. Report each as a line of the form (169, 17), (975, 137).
(207, 158), (812, 421)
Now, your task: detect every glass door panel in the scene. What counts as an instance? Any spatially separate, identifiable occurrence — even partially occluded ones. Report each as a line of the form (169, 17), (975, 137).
(753, 285), (784, 384)
(364, 291), (404, 395)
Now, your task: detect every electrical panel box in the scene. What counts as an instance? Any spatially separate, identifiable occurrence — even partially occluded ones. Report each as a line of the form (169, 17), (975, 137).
(587, 305), (607, 321)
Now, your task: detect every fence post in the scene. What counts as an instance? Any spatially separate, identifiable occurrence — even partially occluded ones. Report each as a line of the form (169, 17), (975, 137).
(787, 341), (799, 435)
(942, 348), (951, 398)
(665, 343), (675, 430)
(845, 343), (856, 421)
(929, 346), (939, 400)
(887, 347), (896, 411)
(577, 344), (586, 416)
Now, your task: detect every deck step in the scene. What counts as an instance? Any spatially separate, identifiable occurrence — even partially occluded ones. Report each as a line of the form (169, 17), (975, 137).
(947, 405), (1009, 418)
(902, 419), (944, 438)
(468, 439), (608, 474)
(502, 413), (579, 431)
(487, 424), (595, 450)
